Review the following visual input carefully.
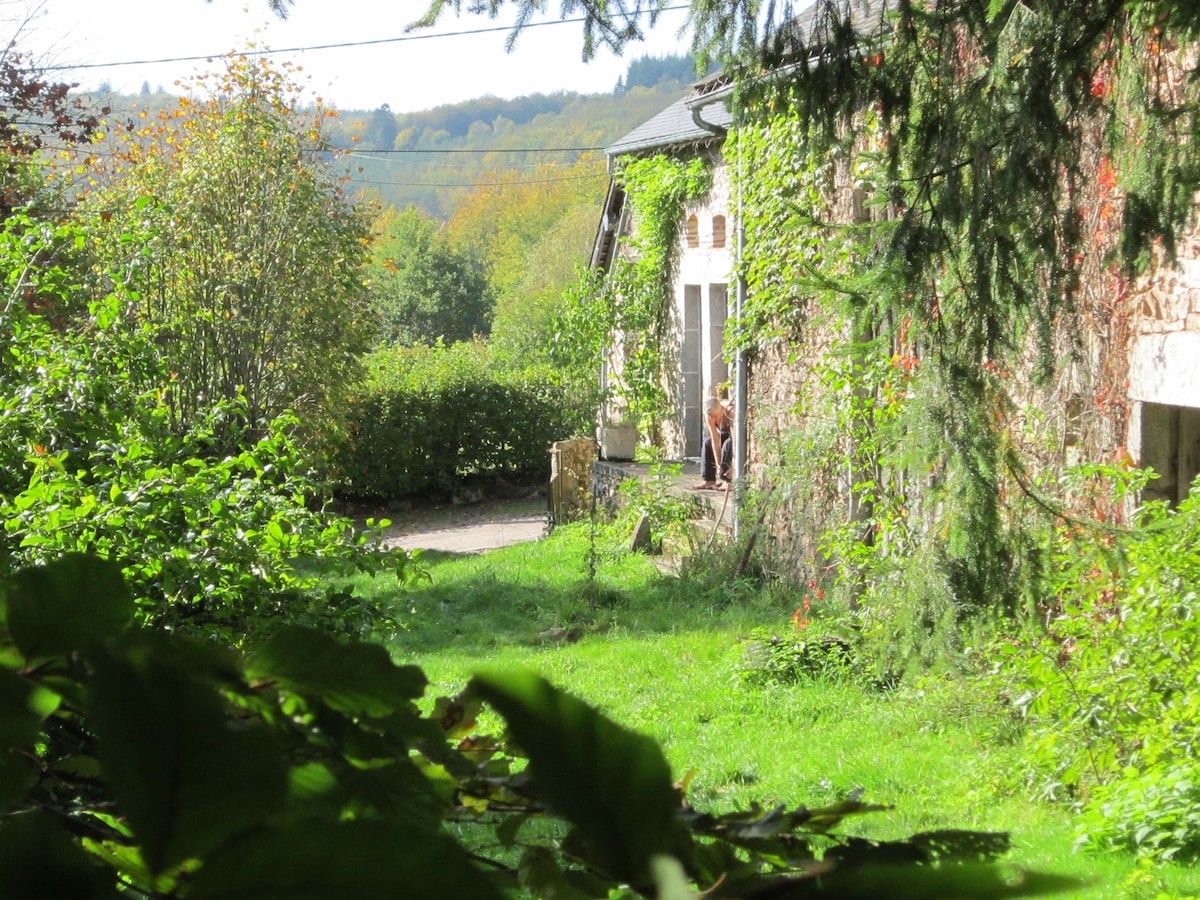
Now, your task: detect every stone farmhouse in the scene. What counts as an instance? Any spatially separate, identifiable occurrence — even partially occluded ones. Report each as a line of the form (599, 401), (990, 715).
(591, 0), (1200, 586)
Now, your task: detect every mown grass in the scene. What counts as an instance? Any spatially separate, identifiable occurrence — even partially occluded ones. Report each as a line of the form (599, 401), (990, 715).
(335, 517), (1200, 899)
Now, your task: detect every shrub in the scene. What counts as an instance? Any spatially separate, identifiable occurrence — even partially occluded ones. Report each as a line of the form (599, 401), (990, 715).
(336, 342), (594, 502)
(2, 401), (410, 643)
(737, 627), (859, 686)
(0, 236), (409, 643)
(1007, 465), (1200, 860)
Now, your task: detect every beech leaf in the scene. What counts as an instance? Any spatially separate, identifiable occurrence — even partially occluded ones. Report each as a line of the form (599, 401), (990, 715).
(472, 669), (678, 886)
(7, 554), (132, 659)
(89, 634), (287, 875)
(188, 819), (504, 899)
(246, 626), (426, 718)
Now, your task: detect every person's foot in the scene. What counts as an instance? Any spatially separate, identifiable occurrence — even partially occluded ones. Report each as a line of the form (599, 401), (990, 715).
(692, 482), (717, 490)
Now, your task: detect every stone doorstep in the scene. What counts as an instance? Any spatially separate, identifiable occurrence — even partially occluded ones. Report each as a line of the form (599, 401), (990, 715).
(660, 518), (725, 558)
(594, 458), (736, 571)
(653, 526), (726, 576)
(677, 484), (735, 530)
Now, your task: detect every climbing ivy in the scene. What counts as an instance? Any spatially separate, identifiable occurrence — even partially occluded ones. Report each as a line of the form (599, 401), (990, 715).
(576, 154), (711, 442)
(725, 0), (1200, 621)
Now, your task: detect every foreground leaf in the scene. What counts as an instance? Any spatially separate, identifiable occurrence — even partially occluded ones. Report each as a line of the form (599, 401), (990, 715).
(188, 819), (504, 899)
(89, 633), (288, 875)
(246, 625), (426, 718)
(0, 812), (119, 898)
(7, 554), (132, 659)
(0, 670), (41, 810)
(473, 669), (679, 886)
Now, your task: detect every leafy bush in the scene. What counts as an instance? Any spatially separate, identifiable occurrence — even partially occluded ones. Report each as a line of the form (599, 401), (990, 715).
(2, 402), (409, 642)
(1, 227), (409, 642)
(337, 342), (593, 501)
(738, 629), (858, 686)
(1006, 466), (1200, 860)
(0, 554), (1078, 898)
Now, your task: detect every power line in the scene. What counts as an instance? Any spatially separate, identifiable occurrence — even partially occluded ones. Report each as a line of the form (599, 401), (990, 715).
(340, 150), (605, 171)
(342, 147), (604, 154)
(44, 143), (607, 164)
(344, 172), (608, 189)
(42, 6), (692, 73)
(43, 143), (611, 191)
(343, 154), (597, 172)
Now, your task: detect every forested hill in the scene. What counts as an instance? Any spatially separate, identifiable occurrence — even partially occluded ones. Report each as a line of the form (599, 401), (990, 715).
(323, 54), (698, 219)
(84, 54), (697, 222)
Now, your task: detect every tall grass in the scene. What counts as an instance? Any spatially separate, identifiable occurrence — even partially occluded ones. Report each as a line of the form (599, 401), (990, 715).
(334, 517), (1200, 899)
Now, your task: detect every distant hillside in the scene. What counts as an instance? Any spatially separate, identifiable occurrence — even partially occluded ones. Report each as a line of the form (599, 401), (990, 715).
(324, 52), (699, 220)
(327, 83), (687, 219)
(74, 54), (698, 222)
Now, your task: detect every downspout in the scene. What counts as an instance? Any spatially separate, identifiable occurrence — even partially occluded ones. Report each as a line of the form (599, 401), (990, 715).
(690, 92), (747, 539)
(733, 134), (747, 541)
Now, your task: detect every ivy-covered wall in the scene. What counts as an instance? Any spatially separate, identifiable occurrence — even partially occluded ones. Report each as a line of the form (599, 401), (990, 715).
(716, 7), (1199, 646)
(601, 5), (1200, 652)
(602, 151), (714, 449)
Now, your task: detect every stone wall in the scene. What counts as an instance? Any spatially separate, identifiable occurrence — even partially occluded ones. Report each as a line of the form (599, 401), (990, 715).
(1126, 196), (1200, 504)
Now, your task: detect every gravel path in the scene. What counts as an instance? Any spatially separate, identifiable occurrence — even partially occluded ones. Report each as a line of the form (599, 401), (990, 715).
(372, 498), (548, 554)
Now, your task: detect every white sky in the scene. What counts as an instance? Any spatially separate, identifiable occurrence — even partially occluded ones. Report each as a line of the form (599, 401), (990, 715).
(17, 0), (695, 113)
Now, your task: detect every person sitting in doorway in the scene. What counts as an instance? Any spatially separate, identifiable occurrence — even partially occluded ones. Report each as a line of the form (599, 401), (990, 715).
(695, 396), (733, 491)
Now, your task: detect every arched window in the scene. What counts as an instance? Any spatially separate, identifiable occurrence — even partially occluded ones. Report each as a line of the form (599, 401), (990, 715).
(686, 214), (699, 248)
(711, 215), (727, 249)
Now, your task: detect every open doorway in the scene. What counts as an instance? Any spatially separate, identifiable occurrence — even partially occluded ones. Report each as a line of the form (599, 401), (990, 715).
(1138, 402), (1200, 506)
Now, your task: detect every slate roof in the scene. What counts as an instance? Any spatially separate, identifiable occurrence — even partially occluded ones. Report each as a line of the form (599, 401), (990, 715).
(604, 0), (892, 159)
(604, 91), (734, 158)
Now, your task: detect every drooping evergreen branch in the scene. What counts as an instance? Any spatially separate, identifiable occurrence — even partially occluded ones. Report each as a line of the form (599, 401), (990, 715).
(728, 0), (1200, 612)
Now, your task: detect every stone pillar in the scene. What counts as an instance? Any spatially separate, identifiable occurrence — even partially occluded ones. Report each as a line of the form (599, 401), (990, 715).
(549, 438), (597, 523)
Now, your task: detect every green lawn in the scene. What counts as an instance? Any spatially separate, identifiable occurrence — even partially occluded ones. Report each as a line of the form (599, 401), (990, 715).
(336, 519), (1200, 899)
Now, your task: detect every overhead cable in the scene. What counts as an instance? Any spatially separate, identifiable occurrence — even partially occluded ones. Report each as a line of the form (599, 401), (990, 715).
(42, 6), (691, 73)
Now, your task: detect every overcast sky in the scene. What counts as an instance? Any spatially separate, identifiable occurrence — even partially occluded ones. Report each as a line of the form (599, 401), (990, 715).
(18, 0), (694, 112)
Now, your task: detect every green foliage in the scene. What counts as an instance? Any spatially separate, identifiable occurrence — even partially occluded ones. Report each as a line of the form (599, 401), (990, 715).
(0, 216), (408, 643)
(337, 342), (593, 501)
(445, 153), (608, 391)
(0, 217), (154, 496)
(613, 460), (698, 552)
(1003, 466), (1200, 860)
(0, 553), (1078, 898)
(487, 197), (602, 373)
(738, 628), (859, 687)
(557, 154), (710, 439)
(0, 555), (502, 897)
(367, 204), (494, 347)
(79, 53), (373, 457)
(2, 400), (405, 642)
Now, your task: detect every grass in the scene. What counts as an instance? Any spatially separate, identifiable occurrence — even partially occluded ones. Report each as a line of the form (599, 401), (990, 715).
(334, 516), (1200, 899)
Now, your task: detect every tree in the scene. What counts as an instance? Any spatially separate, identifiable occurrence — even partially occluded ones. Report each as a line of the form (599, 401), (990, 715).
(365, 103), (399, 149)
(81, 53), (373, 455)
(1, 24), (107, 219)
(366, 204), (493, 346)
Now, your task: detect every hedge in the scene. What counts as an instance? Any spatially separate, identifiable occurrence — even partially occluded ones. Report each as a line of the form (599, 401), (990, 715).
(335, 344), (594, 502)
